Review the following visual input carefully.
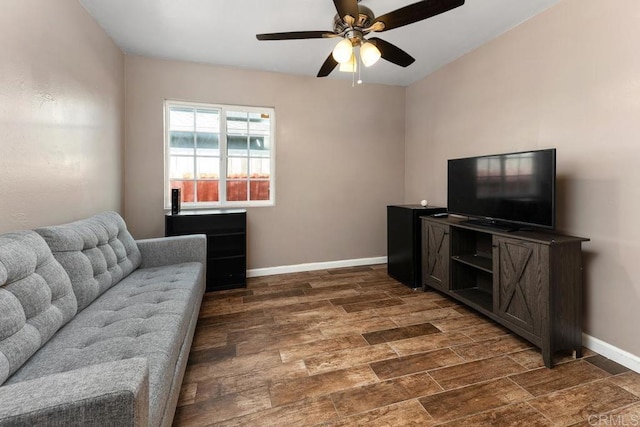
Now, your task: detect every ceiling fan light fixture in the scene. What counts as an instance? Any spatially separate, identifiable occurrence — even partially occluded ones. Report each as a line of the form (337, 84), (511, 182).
(332, 38), (353, 64)
(360, 41), (381, 67)
(339, 53), (357, 72)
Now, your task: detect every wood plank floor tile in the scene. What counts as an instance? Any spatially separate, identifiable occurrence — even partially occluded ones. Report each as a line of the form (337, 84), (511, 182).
(279, 335), (369, 363)
(331, 371), (442, 416)
(214, 397), (339, 427)
(187, 344), (236, 365)
(362, 322), (441, 345)
(390, 331), (474, 357)
(436, 401), (550, 427)
(429, 355), (527, 390)
(341, 297), (406, 313)
(183, 350), (282, 383)
(370, 348), (464, 380)
(326, 400), (437, 427)
(419, 378), (532, 422)
(304, 343), (397, 375)
(235, 330), (325, 355)
(263, 300), (332, 317)
(585, 354), (631, 375)
(329, 292), (391, 306)
(269, 365), (378, 407)
(318, 315), (398, 338)
(194, 360), (308, 401)
(509, 360), (610, 397)
(429, 313), (487, 332)
(390, 307), (464, 327)
(528, 380), (640, 425)
(451, 333), (534, 361)
(458, 322), (511, 341)
(609, 371), (640, 397)
(241, 288), (306, 303)
(372, 299), (443, 317)
(172, 385), (271, 426)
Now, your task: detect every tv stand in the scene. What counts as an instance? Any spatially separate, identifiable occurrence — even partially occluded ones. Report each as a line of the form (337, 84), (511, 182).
(421, 216), (589, 368)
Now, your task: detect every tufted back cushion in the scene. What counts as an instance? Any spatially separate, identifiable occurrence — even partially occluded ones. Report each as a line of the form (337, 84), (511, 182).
(35, 212), (142, 311)
(0, 231), (77, 385)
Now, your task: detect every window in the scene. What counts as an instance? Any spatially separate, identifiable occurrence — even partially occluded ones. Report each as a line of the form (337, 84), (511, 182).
(164, 101), (275, 208)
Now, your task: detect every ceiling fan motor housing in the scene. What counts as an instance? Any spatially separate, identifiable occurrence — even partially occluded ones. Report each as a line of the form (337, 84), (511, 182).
(333, 5), (374, 36)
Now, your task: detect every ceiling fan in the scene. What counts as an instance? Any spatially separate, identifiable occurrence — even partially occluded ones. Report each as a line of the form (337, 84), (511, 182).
(256, 0), (465, 78)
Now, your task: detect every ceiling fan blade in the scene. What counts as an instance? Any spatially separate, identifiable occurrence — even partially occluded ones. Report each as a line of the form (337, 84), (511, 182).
(368, 37), (415, 67)
(372, 0), (464, 32)
(333, 0), (360, 25)
(256, 31), (336, 41)
(317, 53), (338, 77)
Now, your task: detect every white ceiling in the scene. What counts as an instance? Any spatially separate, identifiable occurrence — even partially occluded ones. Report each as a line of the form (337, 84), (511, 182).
(79, 0), (562, 87)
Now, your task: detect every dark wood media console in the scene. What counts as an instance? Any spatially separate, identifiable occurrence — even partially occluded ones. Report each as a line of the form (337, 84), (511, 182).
(421, 216), (589, 368)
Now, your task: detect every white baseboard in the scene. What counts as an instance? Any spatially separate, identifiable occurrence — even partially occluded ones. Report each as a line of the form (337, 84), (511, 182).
(583, 333), (640, 373)
(247, 256), (388, 278)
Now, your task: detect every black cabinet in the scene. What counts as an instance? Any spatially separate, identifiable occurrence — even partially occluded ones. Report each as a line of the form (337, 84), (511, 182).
(165, 209), (246, 292)
(387, 205), (446, 288)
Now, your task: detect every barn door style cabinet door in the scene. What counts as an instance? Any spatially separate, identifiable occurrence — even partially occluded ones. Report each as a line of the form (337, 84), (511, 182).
(421, 220), (450, 292)
(421, 216), (588, 368)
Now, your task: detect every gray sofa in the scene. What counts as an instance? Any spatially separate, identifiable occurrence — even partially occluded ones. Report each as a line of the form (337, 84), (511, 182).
(0, 212), (206, 426)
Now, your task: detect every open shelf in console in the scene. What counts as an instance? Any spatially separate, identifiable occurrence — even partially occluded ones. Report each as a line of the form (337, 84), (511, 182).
(450, 227), (494, 313)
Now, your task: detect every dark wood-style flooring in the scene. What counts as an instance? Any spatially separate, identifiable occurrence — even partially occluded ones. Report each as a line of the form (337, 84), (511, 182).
(173, 265), (640, 426)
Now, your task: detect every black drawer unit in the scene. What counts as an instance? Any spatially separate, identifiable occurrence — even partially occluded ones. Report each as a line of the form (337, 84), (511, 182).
(165, 209), (247, 292)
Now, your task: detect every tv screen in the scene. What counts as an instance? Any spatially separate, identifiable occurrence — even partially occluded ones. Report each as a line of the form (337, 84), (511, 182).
(448, 149), (556, 229)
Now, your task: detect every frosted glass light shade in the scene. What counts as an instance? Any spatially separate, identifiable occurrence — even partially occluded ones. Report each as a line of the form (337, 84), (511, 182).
(332, 38), (353, 64)
(361, 42), (381, 67)
(339, 53), (357, 72)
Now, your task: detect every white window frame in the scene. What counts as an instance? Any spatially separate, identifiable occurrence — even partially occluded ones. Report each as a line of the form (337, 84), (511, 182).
(164, 100), (276, 209)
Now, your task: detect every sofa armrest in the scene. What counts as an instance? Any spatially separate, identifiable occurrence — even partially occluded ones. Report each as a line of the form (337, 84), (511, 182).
(136, 234), (207, 269)
(0, 358), (149, 427)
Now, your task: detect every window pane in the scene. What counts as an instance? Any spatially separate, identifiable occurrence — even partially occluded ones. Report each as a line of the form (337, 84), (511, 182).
(249, 136), (270, 157)
(249, 112), (270, 135)
(169, 156), (194, 179)
(170, 180), (195, 203)
(169, 108), (194, 132)
(197, 157), (219, 179)
(227, 180), (248, 201)
(196, 132), (219, 156)
(227, 111), (248, 135)
(196, 109), (219, 133)
(249, 158), (270, 178)
(250, 181), (270, 201)
(170, 131), (195, 149)
(196, 180), (219, 202)
(228, 157), (248, 178)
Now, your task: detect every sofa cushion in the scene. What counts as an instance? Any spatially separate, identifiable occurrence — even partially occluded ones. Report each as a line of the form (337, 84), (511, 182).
(35, 211), (142, 311)
(0, 231), (77, 385)
(6, 261), (203, 427)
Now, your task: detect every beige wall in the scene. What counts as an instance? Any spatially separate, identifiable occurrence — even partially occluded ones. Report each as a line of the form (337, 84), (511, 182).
(405, 0), (640, 356)
(124, 56), (405, 268)
(0, 0), (125, 233)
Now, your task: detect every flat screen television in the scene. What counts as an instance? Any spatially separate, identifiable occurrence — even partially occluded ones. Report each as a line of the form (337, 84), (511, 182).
(447, 148), (556, 230)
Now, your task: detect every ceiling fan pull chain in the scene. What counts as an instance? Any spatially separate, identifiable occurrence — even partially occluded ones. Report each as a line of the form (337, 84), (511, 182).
(357, 47), (363, 85)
